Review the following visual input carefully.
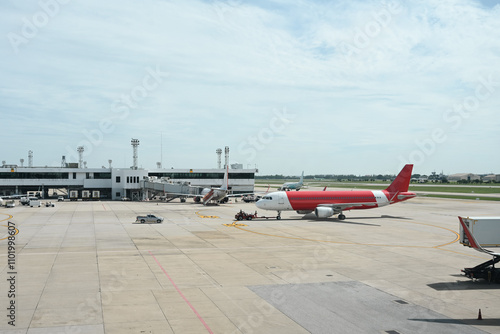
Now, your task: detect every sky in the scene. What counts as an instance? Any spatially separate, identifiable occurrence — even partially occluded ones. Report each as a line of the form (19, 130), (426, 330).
(1, 0), (500, 176)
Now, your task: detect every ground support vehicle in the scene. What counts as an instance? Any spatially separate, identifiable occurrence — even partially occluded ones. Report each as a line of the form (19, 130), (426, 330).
(459, 216), (500, 247)
(459, 216), (500, 283)
(462, 258), (500, 283)
(136, 214), (164, 224)
(69, 190), (79, 201)
(82, 190), (91, 201)
(242, 195), (261, 203)
(21, 196), (38, 205)
(235, 210), (276, 220)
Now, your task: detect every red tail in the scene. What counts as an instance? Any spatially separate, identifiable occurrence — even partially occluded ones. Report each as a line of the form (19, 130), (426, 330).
(385, 164), (413, 194)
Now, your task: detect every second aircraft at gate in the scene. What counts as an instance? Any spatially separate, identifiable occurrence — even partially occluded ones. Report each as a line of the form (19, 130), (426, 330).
(255, 164), (415, 220)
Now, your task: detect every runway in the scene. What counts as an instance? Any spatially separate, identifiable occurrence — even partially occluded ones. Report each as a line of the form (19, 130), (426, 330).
(1, 196), (499, 333)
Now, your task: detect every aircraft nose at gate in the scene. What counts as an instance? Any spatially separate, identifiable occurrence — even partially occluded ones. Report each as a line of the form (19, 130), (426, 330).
(255, 199), (264, 209)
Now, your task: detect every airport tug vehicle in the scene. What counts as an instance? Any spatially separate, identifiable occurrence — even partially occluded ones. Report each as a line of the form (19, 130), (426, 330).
(235, 210), (275, 220)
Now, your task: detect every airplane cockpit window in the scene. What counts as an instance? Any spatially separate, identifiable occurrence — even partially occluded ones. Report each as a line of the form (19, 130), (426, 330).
(262, 196), (273, 200)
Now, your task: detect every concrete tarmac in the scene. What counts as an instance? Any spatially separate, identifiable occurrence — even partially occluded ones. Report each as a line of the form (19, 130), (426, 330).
(0, 196), (499, 333)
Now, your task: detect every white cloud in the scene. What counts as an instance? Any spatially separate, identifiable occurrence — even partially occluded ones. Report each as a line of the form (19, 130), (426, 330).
(0, 0), (499, 174)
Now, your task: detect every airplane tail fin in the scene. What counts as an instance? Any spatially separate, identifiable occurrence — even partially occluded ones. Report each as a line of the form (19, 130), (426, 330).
(385, 164), (413, 194)
(220, 165), (229, 191)
(299, 171), (304, 185)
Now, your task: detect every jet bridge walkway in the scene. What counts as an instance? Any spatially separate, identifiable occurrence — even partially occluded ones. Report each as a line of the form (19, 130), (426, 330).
(141, 179), (201, 201)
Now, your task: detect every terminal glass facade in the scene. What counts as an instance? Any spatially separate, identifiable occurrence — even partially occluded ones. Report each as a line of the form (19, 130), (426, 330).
(0, 172), (70, 179)
(149, 172), (254, 179)
(94, 172), (112, 179)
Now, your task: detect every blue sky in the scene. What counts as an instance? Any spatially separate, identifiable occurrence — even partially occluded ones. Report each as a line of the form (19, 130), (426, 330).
(1, 0), (499, 175)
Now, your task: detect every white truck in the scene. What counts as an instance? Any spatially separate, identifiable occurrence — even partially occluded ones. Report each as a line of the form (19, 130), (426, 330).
(29, 199), (41, 207)
(459, 216), (500, 247)
(20, 196), (38, 205)
(136, 214), (164, 224)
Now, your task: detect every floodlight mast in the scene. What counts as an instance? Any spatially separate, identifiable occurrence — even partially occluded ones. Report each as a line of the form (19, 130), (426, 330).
(77, 147), (84, 168)
(28, 150), (33, 167)
(216, 148), (222, 169)
(224, 146), (229, 169)
(131, 139), (140, 170)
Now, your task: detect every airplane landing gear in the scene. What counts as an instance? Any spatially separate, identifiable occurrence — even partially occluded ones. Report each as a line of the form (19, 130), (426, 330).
(277, 211), (281, 220)
(338, 214), (346, 220)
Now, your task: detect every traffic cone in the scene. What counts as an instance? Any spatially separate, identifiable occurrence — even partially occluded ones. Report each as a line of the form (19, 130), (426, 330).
(477, 309), (482, 320)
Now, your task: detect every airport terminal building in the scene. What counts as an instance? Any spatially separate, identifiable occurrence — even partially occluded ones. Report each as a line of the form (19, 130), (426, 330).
(0, 166), (257, 200)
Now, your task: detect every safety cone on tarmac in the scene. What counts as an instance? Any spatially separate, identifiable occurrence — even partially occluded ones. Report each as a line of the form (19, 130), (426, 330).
(477, 309), (482, 320)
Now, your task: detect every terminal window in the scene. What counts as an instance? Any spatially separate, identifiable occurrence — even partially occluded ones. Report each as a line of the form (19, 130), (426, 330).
(116, 176), (121, 183)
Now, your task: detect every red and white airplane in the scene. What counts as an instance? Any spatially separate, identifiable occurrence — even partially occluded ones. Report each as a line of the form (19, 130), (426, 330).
(255, 164), (416, 220)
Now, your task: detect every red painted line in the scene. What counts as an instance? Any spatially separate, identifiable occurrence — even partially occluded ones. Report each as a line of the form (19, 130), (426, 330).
(149, 251), (214, 334)
(102, 204), (106, 210)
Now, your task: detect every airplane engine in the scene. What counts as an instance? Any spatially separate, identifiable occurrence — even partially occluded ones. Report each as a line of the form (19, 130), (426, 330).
(296, 210), (313, 214)
(314, 207), (334, 218)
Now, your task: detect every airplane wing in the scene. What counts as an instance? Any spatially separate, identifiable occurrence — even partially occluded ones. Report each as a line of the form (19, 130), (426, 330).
(230, 185), (271, 197)
(226, 192), (256, 197)
(458, 216), (500, 257)
(317, 202), (378, 212)
(0, 194), (25, 199)
(163, 193), (199, 197)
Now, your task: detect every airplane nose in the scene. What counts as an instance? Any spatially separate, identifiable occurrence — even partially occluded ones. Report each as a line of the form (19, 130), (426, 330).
(255, 200), (264, 209)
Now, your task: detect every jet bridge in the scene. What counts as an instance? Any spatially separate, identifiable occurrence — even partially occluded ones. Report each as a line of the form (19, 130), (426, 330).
(141, 179), (201, 202)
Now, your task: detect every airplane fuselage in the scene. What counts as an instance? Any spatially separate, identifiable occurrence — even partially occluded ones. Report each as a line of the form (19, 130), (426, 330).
(257, 190), (392, 211)
(280, 182), (302, 191)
